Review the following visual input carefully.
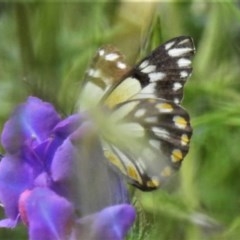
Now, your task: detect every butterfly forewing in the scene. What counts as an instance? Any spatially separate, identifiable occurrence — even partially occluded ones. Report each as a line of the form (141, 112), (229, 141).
(79, 45), (130, 109)
(103, 36), (195, 108)
(134, 36), (195, 103)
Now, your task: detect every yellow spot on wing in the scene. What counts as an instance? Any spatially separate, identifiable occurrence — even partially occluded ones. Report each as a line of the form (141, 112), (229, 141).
(171, 149), (183, 162)
(104, 78), (141, 108)
(181, 134), (189, 145)
(146, 177), (160, 188)
(156, 103), (173, 112)
(161, 166), (172, 177)
(127, 165), (143, 184)
(104, 150), (126, 174)
(173, 116), (187, 129)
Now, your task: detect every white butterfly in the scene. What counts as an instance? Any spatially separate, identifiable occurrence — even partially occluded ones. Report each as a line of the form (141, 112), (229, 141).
(79, 36), (195, 191)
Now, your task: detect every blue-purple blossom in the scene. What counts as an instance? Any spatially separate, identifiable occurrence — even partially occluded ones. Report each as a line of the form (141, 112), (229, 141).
(0, 96), (136, 240)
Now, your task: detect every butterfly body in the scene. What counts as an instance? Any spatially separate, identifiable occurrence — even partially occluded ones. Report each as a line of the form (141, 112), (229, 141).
(80, 36), (195, 191)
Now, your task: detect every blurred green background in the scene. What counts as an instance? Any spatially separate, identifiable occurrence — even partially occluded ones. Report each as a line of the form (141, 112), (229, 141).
(1, 1), (240, 239)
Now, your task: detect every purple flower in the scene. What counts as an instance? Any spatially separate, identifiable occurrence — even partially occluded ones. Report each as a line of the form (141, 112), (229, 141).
(0, 96), (135, 239)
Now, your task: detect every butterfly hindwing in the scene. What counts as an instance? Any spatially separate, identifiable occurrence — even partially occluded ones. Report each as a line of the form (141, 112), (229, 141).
(103, 98), (192, 190)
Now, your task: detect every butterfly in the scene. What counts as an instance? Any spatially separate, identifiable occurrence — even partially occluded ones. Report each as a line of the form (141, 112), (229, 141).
(79, 36), (195, 191)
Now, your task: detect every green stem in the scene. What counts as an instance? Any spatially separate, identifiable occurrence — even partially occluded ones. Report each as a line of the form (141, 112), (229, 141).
(15, 3), (35, 78)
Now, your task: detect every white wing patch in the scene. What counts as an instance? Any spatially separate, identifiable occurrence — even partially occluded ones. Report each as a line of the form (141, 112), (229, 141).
(173, 82), (182, 91)
(141, 65), (156, 74)
(149, 72), (166, 82)
(117, 61), (127, 69)
(105, 53), (119, 61)
(168, 47), (192, 57)
(180, 71), (188, 78)
(165, 41), (175, 50)
(177, 58), (191, 67)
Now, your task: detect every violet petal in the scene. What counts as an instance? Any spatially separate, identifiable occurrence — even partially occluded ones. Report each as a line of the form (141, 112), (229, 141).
(51, 138), (78, 183)
(53, 114), (84, 139)
(1, 96), (61, 153)
(0, 155), (34, 219)
(50, 137), (81, 210)
(74, 204), (136, 240)
(0, 217), (18, 229)
(20, 187), (74, 240)
(33, 136), (63, 171)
